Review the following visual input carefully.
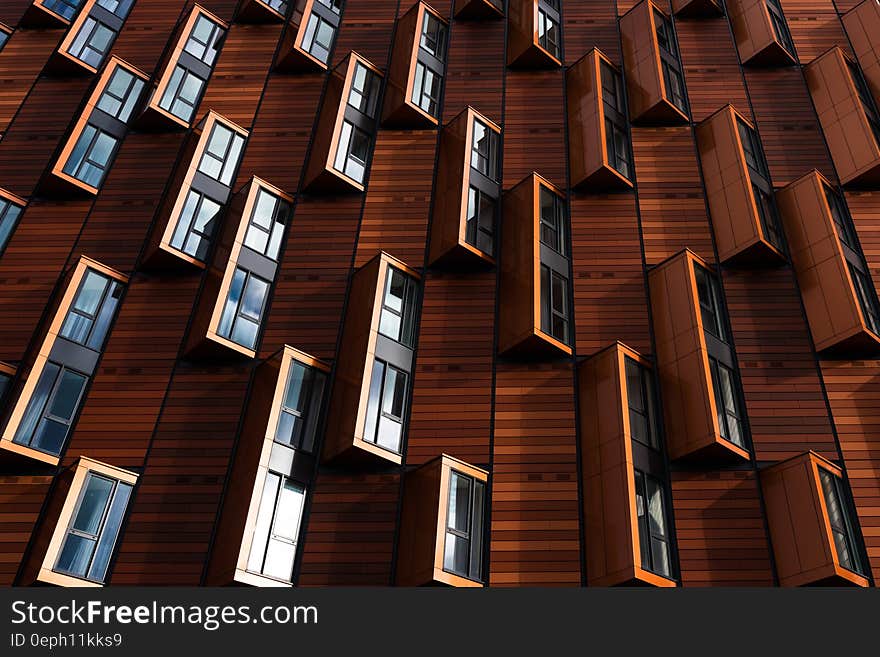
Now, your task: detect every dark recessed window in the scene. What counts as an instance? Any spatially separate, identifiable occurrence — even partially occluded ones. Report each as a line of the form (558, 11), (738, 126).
(0, 30), (9, 52)
(764, 0), (794, 56)
(274, 360), (327, 454)
(169, 189), (223, 261)
(465, 187), (496, 256)
(246, 473), (305, 583)
(59, 269), (123, 351)
(260, 0), (289, 13)
(43, 0), (82, 21)
(302, 12), (336, 64)
(411, 61), (442, 117)
(539, 186), (566, 255)
(600, 62), (632, 179)
(443, 470), (485, 582)
(96, 66), (145, 123)
(737, 119), (770, 179)
(217, 267), (271, 350)
(243, 188), (289, 261)
(708, 356), (746, 448)
(847, 59), (880, 147)
(848, 263), (880, 335)
(825, 186), (858, 252)
(694, 265), (727, 342)
(625, 357), (660, 450)
(0, 198), (24, 255)
(184, 14), (224, 66)
(471, 118), (499, 181)
(419, 11), (447, 61)
(540, 264), (570, 344)
(333, 120), (372, 183)
(95, 0), (135, 16)
(158, 65), (206, 123)
(363, 359), (408, 454)
(752, 183), (783, 251)
(198, 123), (246, 186)
(0, 370), (11, 402)
(537, 7), (560, 59)
(654, 10), (687, 115)
(316, 0), (342, 13)
(818, 468), (866, 576)
(67, 17), (115, 68)
(348, 61), (381, 118)
(54, 472), (132, 583)
(634, 469), (672, 579)
(62, 125), (119, 188)
(378, 267), (419, 348)
(13, 362), (89, 456)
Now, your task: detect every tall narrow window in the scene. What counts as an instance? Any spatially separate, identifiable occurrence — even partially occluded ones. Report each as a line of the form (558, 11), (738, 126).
(0, 197), (23, 255)
(540, 264), (570, 344)
(333, 121), (372, 183)
(13, 363), (89, 456)
(54, 472), (132, 583)
(539, 186), (566, 255)
(471, 118), (499, 181)
(411, 62), (442, 117)
(465, 187), (496, 256)
(601, 62), (632, 180)
(752, 184), (783, 251)
(765, 0), (794, 57)
(634, 469), (672, 579)
(419, 11), (447, 60)
(96, 65), (145, 123)
(59, 269), (123, 351)
(847, 60), (880, 147)
(169, 190), (223, 261)
(246, 473), (305, 583)
(274, 360), (327, 454)
(243, 188), (289, 261)
(625, 357), (660, 450)
(62, 126), (119, 189)
(818, 469), (866, 576)
(363, 359), (408, 454)
(825, 186), (858, 252)
(709, 357), (746, 448)
(217, 268), (271, 350)
(184, 13), (223, 65)
(443, 470), (485, 582)
(348, 62), (381, 118)
(378, 267), (419, 347)
(849, 264), (880, 335)
(198, 123), (246, 186)
(654, 10), (687, 116)
(537, 0), (561, 59)
(694, 265), (726, 341)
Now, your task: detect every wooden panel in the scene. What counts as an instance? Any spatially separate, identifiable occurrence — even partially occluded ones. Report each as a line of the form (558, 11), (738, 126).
(491, 362), (581, 586)
(332, 0), (398, 67)
(0, 29), (61, 133)
(441, 15), (504, 122)
(0, 474), (52, 585)
(843, 0), (880, 104)
(563, 0), (620, 64)
(783, 0), (851, 62)
(112, 0), (189, 75)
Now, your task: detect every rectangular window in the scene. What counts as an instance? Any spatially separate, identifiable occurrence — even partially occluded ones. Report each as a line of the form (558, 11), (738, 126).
(601, 62), (632, 180)
(634, 469), (672, 579)
(302, 12), (335, 64)
(419, 11), (447, 61)
(465, 187), (496, 256)
(694, 265), (727, 342)
(471, 118), (499, 181)
(158, 65), (206, 124)
(274, 360), (327, 454)
(333, 120), (372, 183)
(67, 17), (115, 68)
(818, 469), (865, 576)
(0, 29), (9, 53)
(61, 125), (119, 188)
(261, 0), (288, 13)
(348, 61), (381, 118)
(59, 269), (123, 351)
(243, 188), (289, 261)
(848, 263), (880, 335)
(0, 370), (11, 402)
(443, 470), (485, 582)
(847, 60), (880, 147)
(184, 14), (223, 66)
(539, 186), (566, 255)
(95, 0), (135, 16)
(825, 186), (858, 252)
(737, 119), (770, 179)
(13, 362), (89, 456)
(217, 267), (271, 350)
(537, 7), (560, 59)
(411, 61), (442, 118)
(540, 264), (570, 344)
(752, 184), (783, 251)
(363, 359), (408, 454)
(96, 65), (145, 123)
(169, 189), (223, 261)
(54, 472), (132, 584)
(246, 472), (305, 583)
(44, 0), (82, 20)
(378, 267), (419, 347)
(660, 60), (687, 115)
(316, 0), (342, 13)
(0, 198), (23, 255)
(765, 0), (794, 56)
(625, 357), (660, 450)
(197, 122), (246, 186)
(709, 357), (746, 449)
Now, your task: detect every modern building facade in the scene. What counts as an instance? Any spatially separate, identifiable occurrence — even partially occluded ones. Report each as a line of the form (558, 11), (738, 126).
(0, 0), (878, 587)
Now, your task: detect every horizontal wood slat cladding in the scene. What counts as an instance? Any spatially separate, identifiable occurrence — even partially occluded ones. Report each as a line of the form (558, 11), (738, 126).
(570, 194), (651, 356)
(820, 360), (880, 580)
(355, 129), (436, 268)
(721, 268), (839, 462)
(675, 17), (752, 124)
(441, 17), (504, 123)
(0, 0), (32, 26)
(0, 200), (91, 361)
(406, 272), (495, 466)
(298, 472), (400, 586)
(0, 475), (52, 586)
(111, 0), (189, 75)
(491, 362), (581, 586)
(743, 68), (836, 187)
(632, 126), (714, 265)
(0, 29), (61, 134)
(563, 0), (621, 64)
(332, 0), (398, 67)
(782, 0), (851, 62)
(671, 469), (775, 586)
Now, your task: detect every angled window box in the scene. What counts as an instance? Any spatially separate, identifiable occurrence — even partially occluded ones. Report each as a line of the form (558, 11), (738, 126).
(843, 0), (880, 107)
(20, 0), (83, 28)
(777, 170), (880, 356)
(727, 0), (797, 66)
(761, 451), (869, 587)
(696, 105), (786, 265)
(303, 51), (383, 193)
(578, 342), (678, 587)
(806, 46), (880, 187)
(140, 5), (227, 129)
(498, 173), (572, 358)
(454, 0), (503, 20)
(18, 457), (137, 587)
(47, 0), (136, 76)
(620, 1), (689, 124)
(396, 454), (488, 587)
(0, 257), (126, 467)
(428, 106), (501, 268)
(44, 57), (147, 196)
(381, 1), (448, 128)
(566, 49), (634, 191)
(206, 346), (329, 586)
(648, 250), (752, 462)
(237, 0), (290, 23)
(0, 189), (27, 256)
(323, 252), (421, 466)
(671, 0), (724, 18)
(186, 176), (292, 359)
(276, 0), (343, 72)
(507, 0), (562, 68)
(143, 111), (248, 269)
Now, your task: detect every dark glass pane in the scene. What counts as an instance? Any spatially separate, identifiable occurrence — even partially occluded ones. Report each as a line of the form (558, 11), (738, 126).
(87, 481), (131, 582)
(56, 534), (95, 578)
(72, 475), (114, 535)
